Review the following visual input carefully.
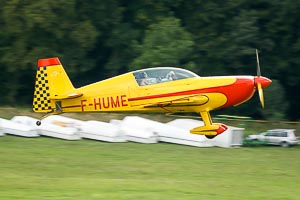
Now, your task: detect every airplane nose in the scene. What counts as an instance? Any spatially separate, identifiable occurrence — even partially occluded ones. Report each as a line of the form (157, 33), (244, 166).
(254, 76), (272, 89)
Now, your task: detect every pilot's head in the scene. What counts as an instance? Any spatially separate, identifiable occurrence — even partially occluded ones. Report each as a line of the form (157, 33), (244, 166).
(167, 71), (176, 80)
(139, 72), (148, 78)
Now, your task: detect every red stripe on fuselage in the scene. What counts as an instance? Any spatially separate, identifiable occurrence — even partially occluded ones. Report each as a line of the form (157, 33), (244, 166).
(128, 77), (255, 109)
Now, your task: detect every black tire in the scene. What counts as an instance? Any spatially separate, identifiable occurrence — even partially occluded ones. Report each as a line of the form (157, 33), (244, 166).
(280, 142), (289, 147)
(205, 135), (216, 139)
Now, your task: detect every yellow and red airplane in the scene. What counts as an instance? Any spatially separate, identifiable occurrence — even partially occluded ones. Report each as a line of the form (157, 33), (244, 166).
(33, 51), (271, 138)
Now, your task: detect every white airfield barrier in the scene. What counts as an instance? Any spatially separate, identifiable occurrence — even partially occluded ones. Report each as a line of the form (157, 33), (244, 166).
(0, 117), (39, 137)
(0, 115), (244, 147)
(119, 116), (213, 147)
(10, 115), (81, 140)
(38, 123), (81, 140)
(118, 117), (158, 143)
(213, 126), (244, 147)
(78, 120), (126, 142)
(167, 119), (244, 148)
(41, 115), (127, 142)
(11, 116), (39, 127)
(0, 118), (6, 136)
(38, 115), (82, 140)
(158, 124), (213, 148)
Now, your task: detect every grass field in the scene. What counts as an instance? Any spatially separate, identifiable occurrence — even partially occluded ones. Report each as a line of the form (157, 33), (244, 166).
(0, 135), (300, 200)
(1, 107), (300, 199)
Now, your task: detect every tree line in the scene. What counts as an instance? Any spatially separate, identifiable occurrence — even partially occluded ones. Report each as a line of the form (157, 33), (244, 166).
(0, 0), (299, 120)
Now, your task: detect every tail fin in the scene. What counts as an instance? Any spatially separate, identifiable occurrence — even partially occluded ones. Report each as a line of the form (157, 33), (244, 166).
(33, 57), (74, 113)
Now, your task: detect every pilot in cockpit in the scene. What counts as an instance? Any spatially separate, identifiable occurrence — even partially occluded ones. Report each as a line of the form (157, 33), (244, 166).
(138, 72), (148, 86)
(166, 71), (177, 80)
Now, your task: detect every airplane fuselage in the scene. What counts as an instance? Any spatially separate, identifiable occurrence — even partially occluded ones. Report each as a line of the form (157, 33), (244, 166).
(59, 73), (265, 114)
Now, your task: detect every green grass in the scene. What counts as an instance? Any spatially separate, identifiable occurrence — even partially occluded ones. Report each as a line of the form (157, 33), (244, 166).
(0, 135), (300, 200)
(1, 106), (300, 199)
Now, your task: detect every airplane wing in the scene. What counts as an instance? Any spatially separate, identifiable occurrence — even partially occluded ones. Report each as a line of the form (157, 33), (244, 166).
(130, 94), (209, 108)
(51, 92), (83, 100)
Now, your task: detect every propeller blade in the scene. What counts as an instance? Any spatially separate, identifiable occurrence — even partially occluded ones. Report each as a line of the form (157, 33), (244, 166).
(254, 49), (271, 108)
(256, 49), (261, 77)
(257, 82), (264, 108)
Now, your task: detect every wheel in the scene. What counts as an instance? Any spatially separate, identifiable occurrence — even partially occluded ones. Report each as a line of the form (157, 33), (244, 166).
(280, 142), (289, 147)
(36, 121), (41, 126)
(205, 135), (216, 139)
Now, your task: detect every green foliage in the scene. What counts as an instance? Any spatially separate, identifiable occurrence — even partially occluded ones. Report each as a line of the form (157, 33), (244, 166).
(0, 0), (299, 120)
(263, 80), (287, 120)
(130, 17), (194, 69)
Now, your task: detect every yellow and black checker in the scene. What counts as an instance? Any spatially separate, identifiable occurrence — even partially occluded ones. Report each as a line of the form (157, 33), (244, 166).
(33, 66), (52, 112)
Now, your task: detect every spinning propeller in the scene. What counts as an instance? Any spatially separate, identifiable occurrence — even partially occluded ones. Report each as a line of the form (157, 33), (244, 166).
(254, 49), (272, 108)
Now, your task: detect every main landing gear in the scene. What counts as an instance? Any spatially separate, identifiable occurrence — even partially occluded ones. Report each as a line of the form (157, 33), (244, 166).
(190, 111), (228, 139)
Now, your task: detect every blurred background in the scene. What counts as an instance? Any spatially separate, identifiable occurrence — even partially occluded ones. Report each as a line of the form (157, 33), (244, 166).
(0, 0), (299, 121)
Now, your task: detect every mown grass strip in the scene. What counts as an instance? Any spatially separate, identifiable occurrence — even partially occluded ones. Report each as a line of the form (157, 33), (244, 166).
(0, 135), (299, 200)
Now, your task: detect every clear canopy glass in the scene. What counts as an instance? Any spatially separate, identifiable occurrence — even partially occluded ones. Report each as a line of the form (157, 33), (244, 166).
(133, 67), (199, 86)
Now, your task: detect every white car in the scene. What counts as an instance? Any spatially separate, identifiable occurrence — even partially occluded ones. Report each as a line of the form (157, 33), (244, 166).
(247, 129), (298, 147)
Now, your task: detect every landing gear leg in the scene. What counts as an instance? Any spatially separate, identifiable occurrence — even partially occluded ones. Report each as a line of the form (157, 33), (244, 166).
(200, 112), (215, 139)
(200, 111), (213, 126)
(190, 111), (228, 138)
(35, 110), (60, 126)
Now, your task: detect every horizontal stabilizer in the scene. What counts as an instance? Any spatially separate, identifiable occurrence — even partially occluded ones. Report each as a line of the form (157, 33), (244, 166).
(51, 92), (83, 100)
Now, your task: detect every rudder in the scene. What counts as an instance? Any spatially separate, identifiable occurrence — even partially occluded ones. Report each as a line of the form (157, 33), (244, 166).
(33, 57), (74, 113)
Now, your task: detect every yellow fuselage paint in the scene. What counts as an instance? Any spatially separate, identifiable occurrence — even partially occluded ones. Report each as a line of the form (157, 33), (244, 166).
(58, 73), (235, 114)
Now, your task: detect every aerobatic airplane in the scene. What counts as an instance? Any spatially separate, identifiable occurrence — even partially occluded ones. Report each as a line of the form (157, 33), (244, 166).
(33, 50), (271, 138)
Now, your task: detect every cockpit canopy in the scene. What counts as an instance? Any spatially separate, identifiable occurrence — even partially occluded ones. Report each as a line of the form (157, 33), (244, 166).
(133, 67), (199, 86)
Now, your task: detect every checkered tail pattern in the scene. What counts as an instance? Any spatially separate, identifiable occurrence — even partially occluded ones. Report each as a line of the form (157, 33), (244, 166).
(33, 66), (52, 112)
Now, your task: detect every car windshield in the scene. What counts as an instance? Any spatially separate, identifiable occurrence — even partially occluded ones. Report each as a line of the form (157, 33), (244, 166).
(133, 67), (199, 86)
